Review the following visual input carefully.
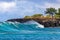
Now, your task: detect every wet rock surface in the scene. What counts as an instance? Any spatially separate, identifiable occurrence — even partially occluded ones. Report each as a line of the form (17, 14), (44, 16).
(7, 18), (60, 27)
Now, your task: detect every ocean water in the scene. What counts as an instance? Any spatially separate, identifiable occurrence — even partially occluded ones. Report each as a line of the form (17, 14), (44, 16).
(0, 21), (60, 40)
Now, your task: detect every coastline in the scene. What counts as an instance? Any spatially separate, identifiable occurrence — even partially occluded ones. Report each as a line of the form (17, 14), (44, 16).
(6, 18), (60, 27)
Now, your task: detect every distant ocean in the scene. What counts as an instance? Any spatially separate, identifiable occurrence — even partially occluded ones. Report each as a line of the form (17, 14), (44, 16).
(0, 21), (60, 40)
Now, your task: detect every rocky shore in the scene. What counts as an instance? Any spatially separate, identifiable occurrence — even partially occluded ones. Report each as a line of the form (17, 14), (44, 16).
(7, 18), (60, 27)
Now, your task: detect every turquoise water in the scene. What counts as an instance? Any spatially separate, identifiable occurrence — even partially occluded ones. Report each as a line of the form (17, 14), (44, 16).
(0, 22), (60, 40)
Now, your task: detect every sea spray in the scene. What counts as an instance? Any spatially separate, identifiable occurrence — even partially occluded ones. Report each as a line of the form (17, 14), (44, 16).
(0, 21), (44, 32)
(23, 20), (44, 28)
(0, 22), (60, 40)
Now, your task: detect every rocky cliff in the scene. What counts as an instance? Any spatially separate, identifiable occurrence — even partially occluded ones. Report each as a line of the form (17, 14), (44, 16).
(7, 18), (60, 27)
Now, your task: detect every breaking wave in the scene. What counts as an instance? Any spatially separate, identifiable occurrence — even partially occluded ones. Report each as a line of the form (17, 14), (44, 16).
(0, 20), (44, 33)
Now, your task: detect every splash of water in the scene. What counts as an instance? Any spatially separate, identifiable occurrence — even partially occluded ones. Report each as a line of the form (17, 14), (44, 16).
(0, 21), (44, 33)
(24, 20), (44, 28)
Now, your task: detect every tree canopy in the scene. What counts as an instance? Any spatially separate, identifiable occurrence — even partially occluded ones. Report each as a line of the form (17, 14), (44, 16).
(24, 8), (60, 19)
(45, 8), (57, 15)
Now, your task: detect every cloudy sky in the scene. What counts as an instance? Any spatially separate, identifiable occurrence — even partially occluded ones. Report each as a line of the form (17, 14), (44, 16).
(0, 0), (60, 21)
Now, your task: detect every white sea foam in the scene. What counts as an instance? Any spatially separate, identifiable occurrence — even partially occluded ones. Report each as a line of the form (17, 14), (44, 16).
(24, 20), (44, 28)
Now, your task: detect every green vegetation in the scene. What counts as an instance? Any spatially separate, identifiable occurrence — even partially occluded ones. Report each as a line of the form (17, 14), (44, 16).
(45, 8), (57, 20)
(55, 8), (60, 19)
(24, 8), (60, 20)
(32, 14), (42, 17)
(23, 8), (60, 27)
(24, 14), (43, 19)
(24, 16), (32, 19)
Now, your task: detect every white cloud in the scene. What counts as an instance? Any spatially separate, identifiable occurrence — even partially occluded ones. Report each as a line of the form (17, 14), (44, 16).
(0, 0), (45, 17)
(15, 1), (44, 15)
(0, 0), (60, 21)
(0, 2), (16, 11)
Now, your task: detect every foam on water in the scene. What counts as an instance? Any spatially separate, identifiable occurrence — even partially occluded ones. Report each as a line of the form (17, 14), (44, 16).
(0, 21), (44, 32)
(23, 20), (44, 28)
(0, 21), (60, 40)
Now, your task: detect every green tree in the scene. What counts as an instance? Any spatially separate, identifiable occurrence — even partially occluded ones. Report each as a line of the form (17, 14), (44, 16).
(55, 8), (60, 19)
(54, 14), (60, 19)
(45, 8), (57, 20)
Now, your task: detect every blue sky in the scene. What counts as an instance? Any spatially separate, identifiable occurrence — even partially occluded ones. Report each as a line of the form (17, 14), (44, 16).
(0, 0), (60, 21)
